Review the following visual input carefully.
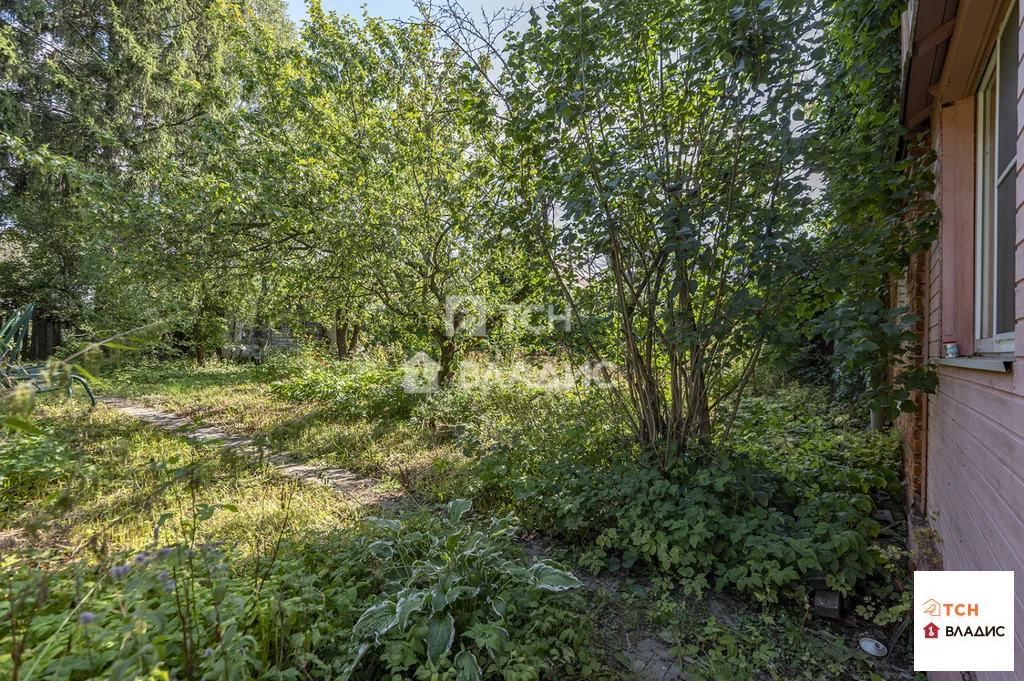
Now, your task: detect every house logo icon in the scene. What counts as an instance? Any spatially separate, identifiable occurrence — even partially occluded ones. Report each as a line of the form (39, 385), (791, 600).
(924, 622), (940, 639)
(923, 598), (942, 616)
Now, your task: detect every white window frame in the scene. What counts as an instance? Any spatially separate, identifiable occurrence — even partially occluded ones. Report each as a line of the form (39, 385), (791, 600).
(974, 3), (1018, 356)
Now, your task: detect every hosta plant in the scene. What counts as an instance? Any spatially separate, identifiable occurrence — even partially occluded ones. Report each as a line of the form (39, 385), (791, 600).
(337, 499), (586, 680)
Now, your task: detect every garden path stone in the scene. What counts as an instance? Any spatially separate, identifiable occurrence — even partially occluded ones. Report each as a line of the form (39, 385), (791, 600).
(626, 637), (686, 681)
(97, 396), (397, 506)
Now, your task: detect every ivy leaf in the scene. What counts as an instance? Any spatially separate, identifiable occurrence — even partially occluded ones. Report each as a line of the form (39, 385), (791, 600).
(426, 611), (455, 663)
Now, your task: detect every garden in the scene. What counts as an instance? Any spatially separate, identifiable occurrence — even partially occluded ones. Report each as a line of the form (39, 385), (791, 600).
(1, 0), (935, 679)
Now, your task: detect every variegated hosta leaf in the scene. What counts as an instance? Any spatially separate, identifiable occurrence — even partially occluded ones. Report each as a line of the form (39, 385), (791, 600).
(489, 595), (507, 619)
(396, 590), (427, 630)
(445, 527), (466, 553)
(528, 562), (583, 591)
(445, 585), (480, 604)
(488, 516), (518, 538)
(498, 560), (530, 581)
(353, 602), (398, 639)
(368, 540), (394, 559)
(426, 611), (456, 663)
(454, 650), (482, 681)
(445, 498), (472, 523)
(430, 582), (448, 613)
(337, 643), (370, 681)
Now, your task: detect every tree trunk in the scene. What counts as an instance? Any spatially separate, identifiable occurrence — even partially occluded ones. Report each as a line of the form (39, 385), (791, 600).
(28, 317), (61, 361)
(336, 308), (349, 360)
(437, 336), (458, 388)
(348, 323), (361, 354)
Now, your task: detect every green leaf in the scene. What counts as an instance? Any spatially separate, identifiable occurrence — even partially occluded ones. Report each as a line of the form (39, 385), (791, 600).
(1, 417), (46, 435)
(455, 650), (482, 681)
(363, 517), (402, 535)
(368, 540), (394, 559)
(426, 611), (455, 663)
(445, 499), (472, 523)
(529, 562), (583, 591)
(354, 602), (398, 639)
(445, 585), (480, 604)
(396, 590), (427, 630)
(489, 595), (507, 619)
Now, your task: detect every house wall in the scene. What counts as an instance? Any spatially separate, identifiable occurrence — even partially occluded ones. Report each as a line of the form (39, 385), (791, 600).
(916, 4), (1024, 679)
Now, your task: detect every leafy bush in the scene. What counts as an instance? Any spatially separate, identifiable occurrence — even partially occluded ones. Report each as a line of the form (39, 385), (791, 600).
(260, 348), (418, 419)
(0, 501), (593, 681)
(487, 386), (901, 604)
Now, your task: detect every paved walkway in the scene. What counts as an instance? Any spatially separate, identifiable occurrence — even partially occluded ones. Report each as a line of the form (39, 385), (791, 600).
(97, 397), (394, 506)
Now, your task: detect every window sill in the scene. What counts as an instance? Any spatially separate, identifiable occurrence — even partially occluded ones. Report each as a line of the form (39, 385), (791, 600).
(931, 357), (1013, 373)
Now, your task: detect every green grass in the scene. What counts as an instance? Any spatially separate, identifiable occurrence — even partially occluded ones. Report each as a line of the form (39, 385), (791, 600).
(86, 359), (467, 500)
(1, 397), (355, 559)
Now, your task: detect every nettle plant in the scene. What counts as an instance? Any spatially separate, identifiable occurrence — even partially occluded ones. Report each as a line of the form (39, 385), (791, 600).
(337, 500), (588, 681)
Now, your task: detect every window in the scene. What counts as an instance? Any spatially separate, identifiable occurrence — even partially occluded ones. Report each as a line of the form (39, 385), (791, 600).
(975, 0), (1018, 355)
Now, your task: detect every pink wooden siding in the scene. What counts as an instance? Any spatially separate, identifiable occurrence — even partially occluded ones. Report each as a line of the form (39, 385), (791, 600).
(917, 6), (1024, 680)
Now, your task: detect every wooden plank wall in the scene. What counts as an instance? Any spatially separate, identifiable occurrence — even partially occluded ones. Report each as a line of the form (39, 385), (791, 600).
(921, 5), (1024, 679)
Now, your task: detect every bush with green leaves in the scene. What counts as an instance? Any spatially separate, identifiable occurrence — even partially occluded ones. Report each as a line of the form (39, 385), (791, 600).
(0, 501), (593, 681)
(260, 348), (417, 419)
(489, 386), (901, 604)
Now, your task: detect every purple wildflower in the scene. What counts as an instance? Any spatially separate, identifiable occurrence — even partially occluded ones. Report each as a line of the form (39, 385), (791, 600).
(77, 611), (95, 625)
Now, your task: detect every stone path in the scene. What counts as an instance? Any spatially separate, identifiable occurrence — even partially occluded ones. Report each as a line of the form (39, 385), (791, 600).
(627, 638), (686, 681)
(97, 396), (394, 506)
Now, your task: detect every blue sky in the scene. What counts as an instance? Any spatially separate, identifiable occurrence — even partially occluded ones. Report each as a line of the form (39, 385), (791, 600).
(285, 0), (514, 22)
(286, 0), (417, 22)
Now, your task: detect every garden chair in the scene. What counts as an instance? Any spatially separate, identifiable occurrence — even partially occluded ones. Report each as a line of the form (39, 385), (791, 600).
(0, 304), (96, 407)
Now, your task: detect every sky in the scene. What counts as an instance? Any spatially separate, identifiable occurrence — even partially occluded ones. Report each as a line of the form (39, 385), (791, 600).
(285, 0), (513, 23)
(286, 0), (417, 22)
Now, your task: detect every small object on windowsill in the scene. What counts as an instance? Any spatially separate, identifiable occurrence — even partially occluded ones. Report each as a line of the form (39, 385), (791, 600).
(942, 340), (959, 358)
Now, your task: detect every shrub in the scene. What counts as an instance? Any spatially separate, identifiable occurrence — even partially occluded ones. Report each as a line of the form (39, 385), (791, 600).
(495, 386), (901, 604)
(261, 348), (417, 419)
